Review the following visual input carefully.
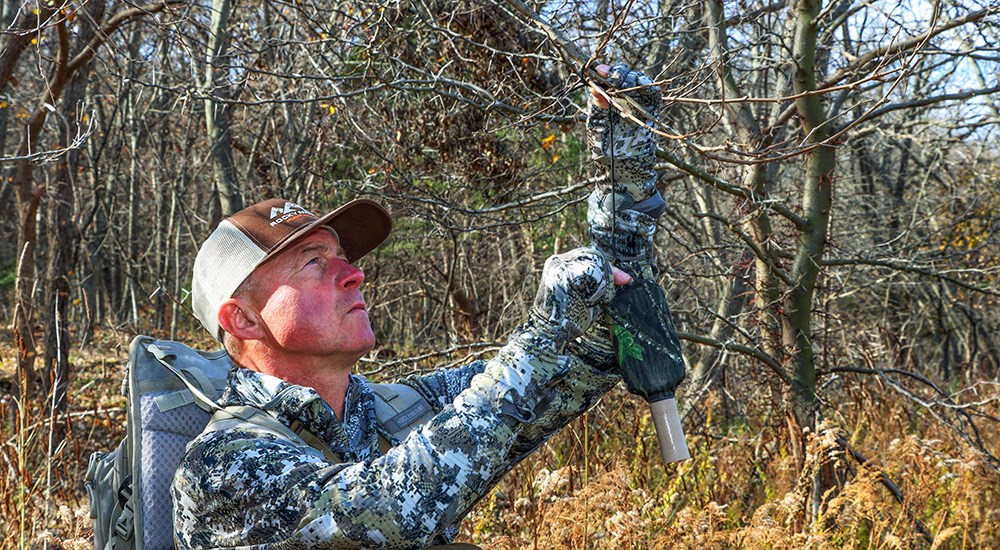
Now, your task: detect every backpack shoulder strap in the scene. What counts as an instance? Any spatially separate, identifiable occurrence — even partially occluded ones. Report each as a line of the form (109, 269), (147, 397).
(146, 346), (436, 464)
(203, 405), (344, 464)
(144, 341), (225, 413)
(201, 382), (439, 463)
(370, 383), (436, 443)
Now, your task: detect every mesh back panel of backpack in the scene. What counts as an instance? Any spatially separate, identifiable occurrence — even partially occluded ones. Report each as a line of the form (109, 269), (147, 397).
(140, 393), (211, 549)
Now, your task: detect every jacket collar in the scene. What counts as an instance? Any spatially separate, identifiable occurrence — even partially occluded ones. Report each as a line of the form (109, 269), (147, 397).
(219, 367), (382, 462)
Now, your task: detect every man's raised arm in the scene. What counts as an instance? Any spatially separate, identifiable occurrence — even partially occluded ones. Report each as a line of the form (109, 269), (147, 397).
(173, 249), (621, 548)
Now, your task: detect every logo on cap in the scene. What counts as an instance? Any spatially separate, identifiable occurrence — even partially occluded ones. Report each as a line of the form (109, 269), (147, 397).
(269, 202), (312, 226)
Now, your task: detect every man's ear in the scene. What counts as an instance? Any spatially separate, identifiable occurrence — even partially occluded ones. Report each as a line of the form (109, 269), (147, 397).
(217, 297), (264, 341)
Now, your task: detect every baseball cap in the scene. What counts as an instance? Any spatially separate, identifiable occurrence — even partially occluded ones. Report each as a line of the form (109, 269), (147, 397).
(191, 198), (392, 340)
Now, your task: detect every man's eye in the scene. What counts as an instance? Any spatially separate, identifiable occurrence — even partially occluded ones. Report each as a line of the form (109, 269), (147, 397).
(307, 257), (321, 267)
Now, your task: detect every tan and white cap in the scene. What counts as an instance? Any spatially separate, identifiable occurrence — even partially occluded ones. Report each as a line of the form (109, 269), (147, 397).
(191, 198), (392, 341)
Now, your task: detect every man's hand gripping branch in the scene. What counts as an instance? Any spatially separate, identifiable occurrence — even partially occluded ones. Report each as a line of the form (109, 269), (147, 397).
(587, 63), (665, 279)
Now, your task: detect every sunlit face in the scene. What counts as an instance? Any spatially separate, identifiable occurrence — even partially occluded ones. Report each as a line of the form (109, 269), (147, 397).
(245, 229), (376, 362)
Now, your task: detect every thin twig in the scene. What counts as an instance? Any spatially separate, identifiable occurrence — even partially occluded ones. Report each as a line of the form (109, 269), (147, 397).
(358, 341), (502, 376)
(678, 330), (790, 385)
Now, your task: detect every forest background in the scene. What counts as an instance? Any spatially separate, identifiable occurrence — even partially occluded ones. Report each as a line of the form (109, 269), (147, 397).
(1, 0), (998, 548)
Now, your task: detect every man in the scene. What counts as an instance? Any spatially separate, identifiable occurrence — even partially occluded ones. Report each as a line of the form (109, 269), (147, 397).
(173, 63), (665, 549)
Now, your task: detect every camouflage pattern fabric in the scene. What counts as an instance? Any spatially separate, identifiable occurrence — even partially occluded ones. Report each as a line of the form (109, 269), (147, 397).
(587, 190), (658, 280)
(587, 63), (662, 205)
(531, 247), (614, 344)
(586, 64), (688, 408)
(608, 279), (686, 402)
(586, 63), (664, 281)
(172, 249), (621, 549)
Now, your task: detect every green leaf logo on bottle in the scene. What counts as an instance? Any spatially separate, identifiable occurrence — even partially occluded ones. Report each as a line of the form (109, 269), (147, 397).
(613, 323), (644, 364)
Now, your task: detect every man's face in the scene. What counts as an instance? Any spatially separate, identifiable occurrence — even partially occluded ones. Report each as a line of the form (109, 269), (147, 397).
(245, 229), (376, 361)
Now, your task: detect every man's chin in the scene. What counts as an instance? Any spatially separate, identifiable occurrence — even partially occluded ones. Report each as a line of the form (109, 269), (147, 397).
(353, 332), (378, 357)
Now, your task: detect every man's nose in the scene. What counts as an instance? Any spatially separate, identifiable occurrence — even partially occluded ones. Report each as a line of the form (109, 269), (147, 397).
(336, 261), (365, 289)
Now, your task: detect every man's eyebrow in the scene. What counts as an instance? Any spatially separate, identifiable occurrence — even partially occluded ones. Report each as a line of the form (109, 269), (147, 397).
(299, 241), (328, 253)
(296, 239), (346, 259)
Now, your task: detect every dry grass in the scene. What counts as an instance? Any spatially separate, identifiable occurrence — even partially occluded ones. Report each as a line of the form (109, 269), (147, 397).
(1, 328), (131, 549)
(460, 383), (1000, 549)
(3, 330), (998, 549)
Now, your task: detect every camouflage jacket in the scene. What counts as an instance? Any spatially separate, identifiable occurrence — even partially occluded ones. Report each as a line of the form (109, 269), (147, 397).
(171, 337), (620, 549)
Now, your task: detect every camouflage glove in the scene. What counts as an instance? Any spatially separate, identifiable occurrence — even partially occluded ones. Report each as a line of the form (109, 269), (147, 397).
(529, 247), (615, 345)
(587, 64), (664, 280)
(587, 63), (663, 209)
(468, 247), (615, 422)
(587, 190), (658, 280)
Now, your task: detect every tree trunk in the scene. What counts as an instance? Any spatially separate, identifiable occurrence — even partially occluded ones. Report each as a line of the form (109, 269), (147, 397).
(82, 189), (109, 343)
(42, 0), (105, 425)
(704, 0), (784, 361)
(785, 0), (835, 428)
(6, 6), (61, 403)
(13, 183), (44, 397)
(687, 253), (752, 390)
(0, 0), (21, 161)
(13, 77), (68, 402)
(786, 0), (838, 524)
(42, 120), (79, 421)
(205, 0), (243, 217)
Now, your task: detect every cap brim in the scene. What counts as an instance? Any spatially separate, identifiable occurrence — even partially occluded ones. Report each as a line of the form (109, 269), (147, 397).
(264, 199), (392, 264)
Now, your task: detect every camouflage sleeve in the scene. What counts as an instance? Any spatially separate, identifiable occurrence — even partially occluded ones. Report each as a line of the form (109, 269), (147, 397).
(403, 248), (623, 460)
(588, 63), (662, 208)
(173, 400), (514, 548)
(400, 333), (621, 466)
(399, 245), (615, 418)
(588, 189), (660, 280)
(396, 360), (486, 413)
(506, 349), (621, 459)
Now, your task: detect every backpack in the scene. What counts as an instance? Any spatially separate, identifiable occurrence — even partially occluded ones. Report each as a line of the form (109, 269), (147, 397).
(85, 335), (435, 550)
